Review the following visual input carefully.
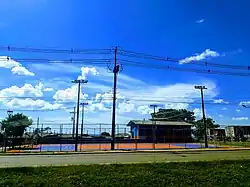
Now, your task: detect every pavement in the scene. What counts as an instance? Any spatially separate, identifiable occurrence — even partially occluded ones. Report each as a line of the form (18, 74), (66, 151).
(0, 150), (250, 168)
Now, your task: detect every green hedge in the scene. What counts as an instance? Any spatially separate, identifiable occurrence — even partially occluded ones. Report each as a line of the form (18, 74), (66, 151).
(1, 160), (250, 186)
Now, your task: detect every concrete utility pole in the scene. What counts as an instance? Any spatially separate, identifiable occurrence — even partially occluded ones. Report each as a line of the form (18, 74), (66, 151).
(195, 85), (208, 148)
(111, 47), (119, 150)
(70, 107), (76, 139)
(80, 102), (88, 138)
(37, 117), (39, 130)
(72, 79), (88, 152)
(150, 105), (158, 148)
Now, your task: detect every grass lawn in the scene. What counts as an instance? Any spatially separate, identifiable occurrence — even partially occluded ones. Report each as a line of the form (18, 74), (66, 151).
(1, 160), (250, 186)
(208, 141), (250, 147)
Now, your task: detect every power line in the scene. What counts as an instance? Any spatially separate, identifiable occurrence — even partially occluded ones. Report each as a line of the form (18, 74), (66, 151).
(3, 57), (111, 64)
(118, 48), (250, 71)
(119, 59), (250, 77)
(0, 46), (113, 54)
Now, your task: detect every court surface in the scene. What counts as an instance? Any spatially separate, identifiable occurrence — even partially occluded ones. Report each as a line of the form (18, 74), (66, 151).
(1, 150), (250, 168)
(12, 143), (217, 152)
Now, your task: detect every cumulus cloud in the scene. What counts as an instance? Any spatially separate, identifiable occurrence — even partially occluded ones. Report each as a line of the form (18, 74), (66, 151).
(78, 67), (99, 80)
(137, 105), (154, 115)
(0, 82), (55, 98)
(232, 117), (248, 121)
(0, 83), (44, 97)
(118, 102), (136, 113)
(0, 56), (35, 76)
(5, 98), (62, 110)
(11, 66), (35, 76)
(179, 49), (219, 64)
(193, 108), (203, 119)
(53, 85), (88, 102)
(0, 82), (61, 110)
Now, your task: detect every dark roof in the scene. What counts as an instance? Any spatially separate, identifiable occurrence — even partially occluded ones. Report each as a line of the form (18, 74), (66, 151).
(127, 120), (193, 126)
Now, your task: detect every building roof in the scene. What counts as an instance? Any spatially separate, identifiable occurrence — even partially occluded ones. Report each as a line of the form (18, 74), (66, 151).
(127, 120), (193, 126)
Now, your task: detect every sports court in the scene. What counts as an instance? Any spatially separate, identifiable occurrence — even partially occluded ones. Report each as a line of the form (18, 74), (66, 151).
(8, 143), (217, 152)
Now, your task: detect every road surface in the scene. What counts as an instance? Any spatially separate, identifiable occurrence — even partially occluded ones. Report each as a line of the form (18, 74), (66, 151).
(0, 150), (250, 167)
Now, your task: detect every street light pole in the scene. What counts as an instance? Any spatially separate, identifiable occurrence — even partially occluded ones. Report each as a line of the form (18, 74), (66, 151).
(72, 79), (88, 152)
(195, 85), (208, 148)
(70, 107), (76, 139)
(80, 102), (88, 138)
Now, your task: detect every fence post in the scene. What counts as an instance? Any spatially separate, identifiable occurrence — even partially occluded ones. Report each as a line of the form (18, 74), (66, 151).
(60, 124), (62, 152)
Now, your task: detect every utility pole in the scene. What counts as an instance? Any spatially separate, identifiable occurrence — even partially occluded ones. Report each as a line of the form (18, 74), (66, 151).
(72, 79), (88, 152)
(150, 105), (158, 148)
(37, 117), (39, 130)
(80, 102), (88, 138)
(195, 85), (208, 148)
(111, 47), (119, 150)
(70, 107), (76, 139)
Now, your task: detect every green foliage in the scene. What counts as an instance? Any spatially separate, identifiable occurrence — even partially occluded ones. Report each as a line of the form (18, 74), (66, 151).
(151, 108), (195, 123)
(0, 160), (250, 186)
(194, 118), (220, 138)
(1, 113), (32, 137)
(101, 132), (111, 137)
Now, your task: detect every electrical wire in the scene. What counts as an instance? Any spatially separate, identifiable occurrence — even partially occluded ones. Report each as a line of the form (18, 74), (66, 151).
(118, 48), (250, 71)
(2, 56), (111, 64)
(0, 46), (113, 54)
(119, 59), (250, 77)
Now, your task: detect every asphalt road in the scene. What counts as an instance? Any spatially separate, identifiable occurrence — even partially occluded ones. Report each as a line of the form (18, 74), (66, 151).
(0, 151), (250, 168)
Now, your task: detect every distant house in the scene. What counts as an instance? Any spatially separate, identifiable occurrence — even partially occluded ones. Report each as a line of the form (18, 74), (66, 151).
(207, 128), (226, 141)
(127, 120), (193, 143)
(225, 126), (250, 138)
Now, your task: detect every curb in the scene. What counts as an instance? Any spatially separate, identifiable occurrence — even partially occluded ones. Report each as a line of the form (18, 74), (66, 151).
(0, 148), (250, 156)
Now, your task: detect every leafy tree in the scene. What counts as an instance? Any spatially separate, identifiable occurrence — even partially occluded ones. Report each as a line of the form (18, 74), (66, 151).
(194, 118), (219, 139)
(101, 132), (110, 137)
(151, 109), (195, 123)
(1, 113), (32, 137)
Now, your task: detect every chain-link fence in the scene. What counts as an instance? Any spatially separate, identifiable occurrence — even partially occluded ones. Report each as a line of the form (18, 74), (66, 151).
(2, 122), (250, 153)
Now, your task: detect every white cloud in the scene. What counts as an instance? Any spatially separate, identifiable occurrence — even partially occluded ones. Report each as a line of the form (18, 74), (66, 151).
(193, 108), (203, 119)
(218, 114), (223, 117)
(118, 102), (136, 113)
(232, 117), (248, 121)
(0, 83), (44, 97)
(44, 87), (54, 92)
(0, 56), (35, 76)
(11, 66), (35, 76)
(53, 85), (88, 102)
(164, 103), (189, 110)
(137, 105), (153, 115)
(236, 109), (241, 112)
(87, 102), (110, 112)
(239, 101), (250, 107)
(196, 19), (204, 24)
(213, 99), (229, 104)
(0, 82), (54, 98)
(78, 67), (99, 80)
(5, 98), (62, 110)
(179, 49), (219, 64)
(222, 107), (227, 110)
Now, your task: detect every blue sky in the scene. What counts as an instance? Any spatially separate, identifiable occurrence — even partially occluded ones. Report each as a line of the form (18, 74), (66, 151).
(0, 0), (250, 131)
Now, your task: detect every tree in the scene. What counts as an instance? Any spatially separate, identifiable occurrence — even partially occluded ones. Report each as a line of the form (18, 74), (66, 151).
(151, 109), (195, 123)
(1, 113), (32, 137)
(101, 132), (111, 137)
(194, 118), (219, 139)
